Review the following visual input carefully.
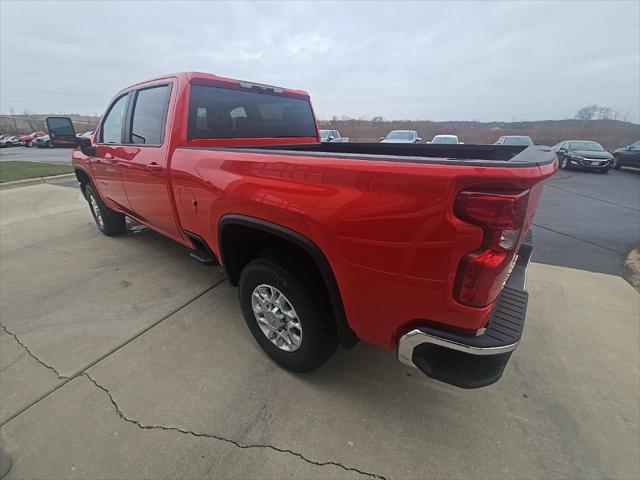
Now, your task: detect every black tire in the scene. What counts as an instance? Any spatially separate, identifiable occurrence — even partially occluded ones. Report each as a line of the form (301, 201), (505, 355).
(238, 255), (338, 373)
(613, 157), (622, 169)
(85, 183), (126, 236)
(559, 156), (570, 170)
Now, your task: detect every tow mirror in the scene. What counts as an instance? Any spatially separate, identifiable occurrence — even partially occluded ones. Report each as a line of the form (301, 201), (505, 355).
(45, 116), (95, 155)
(45, 116), (77, 148)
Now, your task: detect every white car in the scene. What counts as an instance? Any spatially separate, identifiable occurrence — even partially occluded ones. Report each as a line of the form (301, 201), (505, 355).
(380, 130), (421, 144)
(319, 130), (349, 143)
(430, 135), (460, 144)
(0, 135), (21, 148)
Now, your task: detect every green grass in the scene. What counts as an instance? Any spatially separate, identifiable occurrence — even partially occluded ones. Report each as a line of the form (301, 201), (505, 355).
(0, 161), (74, 183)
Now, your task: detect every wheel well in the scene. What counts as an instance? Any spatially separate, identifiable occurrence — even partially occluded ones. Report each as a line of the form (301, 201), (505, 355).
(219, 217), (358, 348)
(74, 168), (91, 197)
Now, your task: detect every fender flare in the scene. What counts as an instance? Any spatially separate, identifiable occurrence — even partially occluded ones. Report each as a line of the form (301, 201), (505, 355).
(218, 214), (357, 348)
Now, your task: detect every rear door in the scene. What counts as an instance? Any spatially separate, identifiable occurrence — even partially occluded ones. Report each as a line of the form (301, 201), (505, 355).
(116, 82), (181, 239)
(92, 93), (131, 210)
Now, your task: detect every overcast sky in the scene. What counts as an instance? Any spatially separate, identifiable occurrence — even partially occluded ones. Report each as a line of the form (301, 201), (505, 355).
(1, 0), (638, 122)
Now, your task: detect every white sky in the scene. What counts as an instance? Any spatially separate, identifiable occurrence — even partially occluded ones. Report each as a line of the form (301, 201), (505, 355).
(1, 0), (638, 122)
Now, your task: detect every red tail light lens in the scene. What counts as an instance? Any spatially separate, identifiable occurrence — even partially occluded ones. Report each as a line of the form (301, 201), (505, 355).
(454, 190), (529, 307)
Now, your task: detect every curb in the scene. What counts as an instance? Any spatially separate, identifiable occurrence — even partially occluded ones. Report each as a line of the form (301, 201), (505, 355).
(0, 173), (77, 190)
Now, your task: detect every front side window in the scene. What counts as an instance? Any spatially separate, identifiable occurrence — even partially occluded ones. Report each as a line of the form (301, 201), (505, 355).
(130, 85), (171, 145)
(188, 85), (317, 139)
(101, 94), (129, 144)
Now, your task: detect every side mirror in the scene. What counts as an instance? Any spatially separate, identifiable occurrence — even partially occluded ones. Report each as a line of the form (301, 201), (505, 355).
(416, 138), (422, 142)
(379, 137), (384, 141)
(45, 116), (78, 148)
(327, 136), (335, 142)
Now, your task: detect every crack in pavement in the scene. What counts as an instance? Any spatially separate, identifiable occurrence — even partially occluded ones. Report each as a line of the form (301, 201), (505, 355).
(0, 281), (224, 428)
(532, 223), (624, 256)
(83, 372), (388, 480)
(544, 182), (640, 213)
(0, 322), (69, 380)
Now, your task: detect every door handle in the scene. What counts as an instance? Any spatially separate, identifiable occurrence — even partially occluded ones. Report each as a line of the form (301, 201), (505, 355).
(147, 162), (163, 173)
(103, 153), (117, 165)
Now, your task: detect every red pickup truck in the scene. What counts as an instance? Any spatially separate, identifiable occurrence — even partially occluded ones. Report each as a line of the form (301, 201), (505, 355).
(47, 72), (556, 388)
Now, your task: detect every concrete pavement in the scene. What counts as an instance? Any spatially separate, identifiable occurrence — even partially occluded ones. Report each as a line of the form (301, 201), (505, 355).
(0, 182), (638, 479)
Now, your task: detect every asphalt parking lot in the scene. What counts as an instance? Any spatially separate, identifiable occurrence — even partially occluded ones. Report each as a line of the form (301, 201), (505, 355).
(0, 159), (638, 479)
(0, 146), (72, 164)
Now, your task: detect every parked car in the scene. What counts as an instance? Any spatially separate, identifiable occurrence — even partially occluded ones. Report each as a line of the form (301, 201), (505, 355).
(32, 134), (51, 148)
(430, 134), (459, 144)
(0, 135), (21, 147)
(319, 130), (349, 142)
(380, 130), (421, 143)
(613, 140), (640, 169)
(19, 131), (46, 146)
(553, 140), (614, 173)
(48, 71), (556, 389)
(495, 136), (534, 146)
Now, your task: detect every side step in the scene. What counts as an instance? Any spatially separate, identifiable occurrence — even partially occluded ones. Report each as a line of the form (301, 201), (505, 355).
(189, 250), (216, 264)
(186, 233), (217, 265)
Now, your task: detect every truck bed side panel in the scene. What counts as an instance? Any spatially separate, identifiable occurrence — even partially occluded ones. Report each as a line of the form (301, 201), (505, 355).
(170, 148), (555, 348)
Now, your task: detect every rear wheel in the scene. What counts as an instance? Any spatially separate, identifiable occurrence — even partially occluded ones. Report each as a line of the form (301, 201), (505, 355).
(238, 255), (338, 373)
(85, 183), (126, 236)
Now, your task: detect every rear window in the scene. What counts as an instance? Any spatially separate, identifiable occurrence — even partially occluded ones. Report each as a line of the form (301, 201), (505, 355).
(503, 136), (533, 146)
(188, 85), (317, 139)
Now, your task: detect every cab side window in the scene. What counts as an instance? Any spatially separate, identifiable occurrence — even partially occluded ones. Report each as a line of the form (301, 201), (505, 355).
(101, 94), (129, 144)
(130, 85), (171, 145)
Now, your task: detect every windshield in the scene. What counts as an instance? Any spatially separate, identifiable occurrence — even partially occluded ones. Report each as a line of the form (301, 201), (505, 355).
(432, 136), (457, 144)
(319, 130), (330, 140)
(568, 141), (604, 151)
(503, 136), (533, 146)
(188, 85), (317, 139)
(386, 131), (414, 140)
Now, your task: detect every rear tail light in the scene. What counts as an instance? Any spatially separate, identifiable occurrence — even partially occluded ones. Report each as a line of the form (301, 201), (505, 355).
(454, 190), (529, 307)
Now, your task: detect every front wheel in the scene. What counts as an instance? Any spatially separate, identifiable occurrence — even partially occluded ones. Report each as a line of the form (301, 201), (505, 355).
(238, 255), (338, 373)
(613, 157), (622, 169)
(560, 156), (570, 169)
(85, 183), (126, 236)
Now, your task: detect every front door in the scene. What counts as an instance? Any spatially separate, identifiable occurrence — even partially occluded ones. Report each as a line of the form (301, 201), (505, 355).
(91, 93), (130, 210)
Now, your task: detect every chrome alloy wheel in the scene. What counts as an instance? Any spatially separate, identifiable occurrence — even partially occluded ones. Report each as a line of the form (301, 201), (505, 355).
(88, 193), (104, 229)
(251, 284), (302, 352)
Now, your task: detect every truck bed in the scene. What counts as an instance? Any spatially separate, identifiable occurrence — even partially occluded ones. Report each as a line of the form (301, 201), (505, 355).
(187, 143), (557, 167)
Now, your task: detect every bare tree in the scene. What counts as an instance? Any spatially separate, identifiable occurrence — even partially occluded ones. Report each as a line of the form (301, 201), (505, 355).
(7, 107), (19, 134)
(575, 105), (600, 121)
(21, 110), (37, 132)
